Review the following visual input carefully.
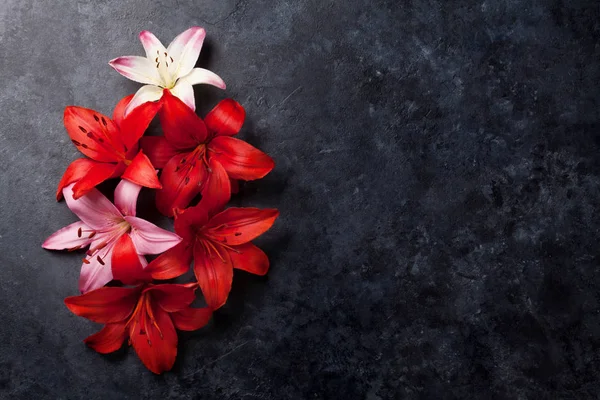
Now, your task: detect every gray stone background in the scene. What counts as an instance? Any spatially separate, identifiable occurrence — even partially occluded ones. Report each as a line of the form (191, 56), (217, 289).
(1, 0), (599, 399)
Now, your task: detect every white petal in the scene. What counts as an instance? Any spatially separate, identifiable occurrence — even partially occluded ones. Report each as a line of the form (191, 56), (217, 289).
(166, 27), (206, 79)
(124, 85), (164, 116)
(108, 56), (163, 86)
(124, 216), (182, 255)
(42, 221), (93, 250)
(63, 183), (123, 231)
(139, 30), (167, 60)
(169, 80), (195, 110)
(114, 179), (142, 217)
(181, 68), (226, 89)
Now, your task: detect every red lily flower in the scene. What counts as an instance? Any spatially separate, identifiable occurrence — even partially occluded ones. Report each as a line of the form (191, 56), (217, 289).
(57, 95), (162, 200)
(140, 90), (274, 216)
(147, 190), (279, 310)
(64, 251), (211, 374)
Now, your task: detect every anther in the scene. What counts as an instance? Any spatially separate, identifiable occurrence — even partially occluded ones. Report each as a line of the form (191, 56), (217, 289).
(156, 62), (160, 68)
(164, 52), (167, 56)
(82, 258), (90, 264)
(67, 245), (81, 252)
(78, 126), (87, 133)
(155, 57), (158, 62)
(88, 231), (96, 238)
(97, 256), (105, 266)
(170, 56), (173, 63)
(77, 227), (82, 237)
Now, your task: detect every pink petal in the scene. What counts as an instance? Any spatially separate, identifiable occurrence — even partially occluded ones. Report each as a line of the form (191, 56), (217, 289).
(42, 221), (94, 250)
(139, 30), (166, 59)
(79, 243), (115, 293)
(108, 56), (162, 86)
(168, 80), (195, 111)
(124, 216), (182, 255)
(181, 68), (226, 89)
(114, 179), (142, 217)
(63, 183), (123, 230)
(166, 27), (205, 79)
(124, 85), (164, 116)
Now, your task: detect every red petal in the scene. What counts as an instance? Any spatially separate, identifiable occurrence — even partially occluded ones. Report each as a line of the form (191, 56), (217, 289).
(159, 89), (208, 149)
(56, 158), (98, 200)
(146, 283), (196, 312)
(64, 106), (124, 162)
(129, 302), (177, 374)
(204, 208), (279, 246)
(119, 99), (162, 151)
(64, 286), (141, 323)
(146, 242), (193, 280)
(111, 234), (149, 285)
(209, 136), (274, 180)
(199, 157), (231, 217)
(228, 243), (270, 275)
(155, 152), (207, 217)
(84, 322), (127, 354)
(71, 162), (121, 199)
(193, 240), (233, 310)
(204, 98), (245, 137)
(173, 206), (209, 240)
(122, 151), (162, 189)
(140, 136), (179, 169)
(172, 307), (212, 331)
(112, 94), (135, 128)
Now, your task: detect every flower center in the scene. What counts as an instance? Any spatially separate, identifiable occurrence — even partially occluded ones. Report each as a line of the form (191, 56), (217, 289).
(154, 50), (176, 88)
(175, 145), (210, 187)
(81, 220), (131, 266)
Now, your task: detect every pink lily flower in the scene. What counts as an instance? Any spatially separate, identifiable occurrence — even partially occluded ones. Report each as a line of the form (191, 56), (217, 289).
(43, 180), (181, 293)
(109, 27), (226, 115)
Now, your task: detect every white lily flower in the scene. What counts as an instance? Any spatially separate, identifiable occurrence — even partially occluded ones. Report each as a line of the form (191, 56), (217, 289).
(109, 27), (226, 115)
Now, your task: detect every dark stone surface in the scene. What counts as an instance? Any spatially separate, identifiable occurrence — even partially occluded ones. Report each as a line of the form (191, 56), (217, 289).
(1, 0), (599, 398)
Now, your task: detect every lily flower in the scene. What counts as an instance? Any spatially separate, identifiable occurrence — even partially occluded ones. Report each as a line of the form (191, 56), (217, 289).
(109, 27), (225, 115)
(64, 260), (212, 374)
(140, 90), (274, 217)
(57, 95), (162, 200)
(147, 190), (279, 310)
(43, 179), (181, 293)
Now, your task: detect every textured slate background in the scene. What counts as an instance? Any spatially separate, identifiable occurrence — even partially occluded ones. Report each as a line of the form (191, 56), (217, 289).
(1, 0), (600, 398)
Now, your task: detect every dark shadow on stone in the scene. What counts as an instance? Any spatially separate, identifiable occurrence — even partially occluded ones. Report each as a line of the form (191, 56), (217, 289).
(193, 39), (222, 116)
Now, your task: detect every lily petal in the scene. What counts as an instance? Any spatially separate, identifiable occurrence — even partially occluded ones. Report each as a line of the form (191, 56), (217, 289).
(71, 162), (121, 200)
(159, 89), (208, 148)
(169, 80), (195, 111)
(172, 307), (212, 331)
(209, 136), (275, 180)
(193, 240), (233, 310)
(111, 234), (148, 285)
(114, 179), (142, 217)
(146, 283), (196, 312)
(65, 285), (142, 322)
(119, 99), (162, 151)
(112, 95), (135, 128)
(124, 85), (164, 116)
(228, 243), (270, 275)
(166, 26), (206, 79)
(182, 68), (226, 90)
(64, 106), (123, 162)
(109, 56), (162, 86)
(122, 151), (162, 189)
(42, 221), (94, 250)
(174, 206), (209, 241)
(155, 152), (208, 217)
(63, 183), (122, 230)
(124, 216), (182, 255)
(129, 303), (178, 374)
(79, 243), (116, 293)
(139, 30), (167, 60)
(139, 136), (179, 169)
(56, 158), (98, 201)
(84, 323), (127, 354)
(199, 157), (231, 217)
(204, 98), (244, 137)
(145, 242), (192, 280)
(204, 208), (279, 246)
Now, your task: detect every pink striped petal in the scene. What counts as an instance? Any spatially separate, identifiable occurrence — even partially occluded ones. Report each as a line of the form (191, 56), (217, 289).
(124, 216), (182, 255)
(42, 221), (94, 250)
(169, 80), (195, 110)
(166, 27), (205, 79)
(109, 56), (162, 86)
(63, 183), (123, 230)
(124, 85), (164, 116)
(139, 30), (166, 60)
(114, 179), (142, 217)
(79, 243), (116, 293)
(182, 68), (226, 89)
